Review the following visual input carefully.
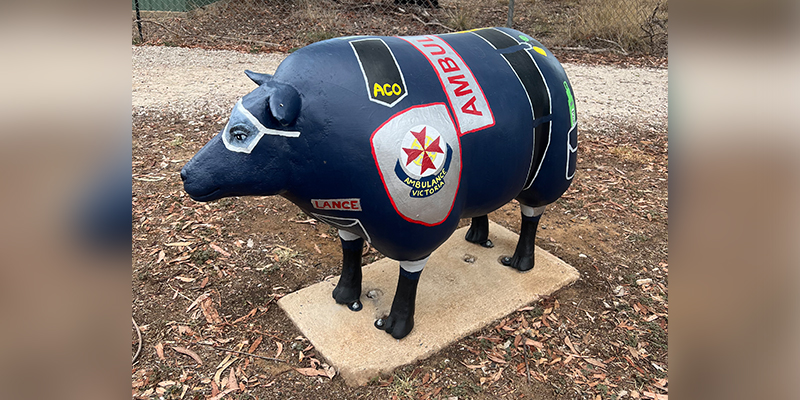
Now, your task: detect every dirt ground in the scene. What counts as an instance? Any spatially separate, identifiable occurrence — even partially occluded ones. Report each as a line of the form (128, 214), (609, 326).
(132, 91), (668, 399)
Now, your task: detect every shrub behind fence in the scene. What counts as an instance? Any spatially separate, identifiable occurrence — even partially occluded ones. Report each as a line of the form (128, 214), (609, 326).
(132, 0), (667, 55)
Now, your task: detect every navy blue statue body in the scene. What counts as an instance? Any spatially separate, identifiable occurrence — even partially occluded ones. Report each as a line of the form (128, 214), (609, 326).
(182, 27), (578, 339)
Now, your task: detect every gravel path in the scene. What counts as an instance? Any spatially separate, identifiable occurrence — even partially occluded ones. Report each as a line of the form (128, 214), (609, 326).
(132, 46), (668, 133)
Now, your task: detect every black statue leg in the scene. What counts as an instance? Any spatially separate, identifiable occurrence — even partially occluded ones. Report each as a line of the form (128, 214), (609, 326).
(375, 258), (427, 339)
(501, 205), (546, 272)
(332, 230), (364, 311)
(465, 215), (494, 248)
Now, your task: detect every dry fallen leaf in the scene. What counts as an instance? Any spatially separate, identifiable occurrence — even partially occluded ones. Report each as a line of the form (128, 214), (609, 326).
(155, 342), (165, 360)
(187, 293), (209, 313)
(642, 391), (668, 400)
(487, 353), (507, 365)
(177, 325), (196, 336)
(209, 388), (238, 400)
(172, 346), (202, 364)
(294, 367), (321, 377)
(174, 276), (196, 282)
(165, 242), (194, 247)
(227, 368), (237, 391)
(200, 296), (223, 324)
(565, 336), (578, 354)
(294, 365), (335, 379)
(322, 364), (336, 379)
(214, 356), (238, 386)
(460, 360), (488, 370)
(525, 339), (544, 350)
(275, 342), (283, 358)
(585, 358), (607, 369)
(168, 255), (191, 264)
(209, 243), (232, 257)
(248, 336), (263, 354)
(288, 218), (316, 225)
(232, 308), (257, 324)
(480, 368), (504, 385)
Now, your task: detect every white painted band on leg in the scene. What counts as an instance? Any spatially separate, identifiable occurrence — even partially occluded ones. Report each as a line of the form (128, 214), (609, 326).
(400, 257), (429, 273)
(338, 229), (360, 241)
(520, 204), (546, 217)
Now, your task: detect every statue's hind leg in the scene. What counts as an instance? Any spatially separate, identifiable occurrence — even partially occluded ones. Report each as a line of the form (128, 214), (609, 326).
(465, 215), (494, 248)
(332, 229), (364, 311)
(502, 205), (546, 272)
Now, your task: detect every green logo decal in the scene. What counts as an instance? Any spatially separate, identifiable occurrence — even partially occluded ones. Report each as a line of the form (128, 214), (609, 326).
(564, 81), (576, 127)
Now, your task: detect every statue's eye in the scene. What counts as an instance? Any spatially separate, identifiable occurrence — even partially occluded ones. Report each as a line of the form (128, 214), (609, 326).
(230, 128), (248, 142)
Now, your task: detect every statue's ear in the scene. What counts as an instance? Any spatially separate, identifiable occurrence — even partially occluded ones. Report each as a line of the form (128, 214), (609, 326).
(269, 83), (301, 127)
(244, 70), (273, 86)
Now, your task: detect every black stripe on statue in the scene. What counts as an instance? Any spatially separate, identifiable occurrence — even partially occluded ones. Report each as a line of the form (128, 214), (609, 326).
(350, 39), (406, 107)
(501, 49), (551, 189)
(525, 121), (551, 188)
(503, 50), (550, 188)
(471, 28), (552, 188)
(472, 28), (518, 50)
(502, 50), (549, 120)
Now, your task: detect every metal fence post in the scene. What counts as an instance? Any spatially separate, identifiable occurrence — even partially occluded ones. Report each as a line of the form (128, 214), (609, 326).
(134, 0), (143, 43)
(507, 0), (515, 28)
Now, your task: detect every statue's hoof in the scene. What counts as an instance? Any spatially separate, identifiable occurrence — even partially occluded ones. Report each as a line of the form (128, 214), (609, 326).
(348, 300), (362, 312)
(500, 255), (534, 272)
(332, 285), (360, 306)
(374, 314), (414, 339)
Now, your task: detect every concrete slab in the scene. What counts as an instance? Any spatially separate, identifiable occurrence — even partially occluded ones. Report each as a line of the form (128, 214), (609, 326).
(278, 221), (579, 386)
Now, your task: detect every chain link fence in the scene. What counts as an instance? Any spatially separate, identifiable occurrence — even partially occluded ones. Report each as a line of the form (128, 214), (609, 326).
(132, 0), (667, 55)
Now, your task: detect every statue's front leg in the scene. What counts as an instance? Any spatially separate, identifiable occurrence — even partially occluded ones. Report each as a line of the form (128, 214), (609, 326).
(332, 229), (364, 311)
(501, 205), (546, 272)
(375, 257), (427, 339)
(465, 215), (494, 248)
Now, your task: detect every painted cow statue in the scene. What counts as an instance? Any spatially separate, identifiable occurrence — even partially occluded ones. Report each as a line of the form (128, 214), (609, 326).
(181, 27), (578, 339)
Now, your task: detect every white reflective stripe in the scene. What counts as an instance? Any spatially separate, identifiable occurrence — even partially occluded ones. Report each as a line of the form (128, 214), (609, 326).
(338, 229), (361, 241)
(223, 99), (300, 154)
(400, 257), (429, 273)
(521, 204), (546, 217)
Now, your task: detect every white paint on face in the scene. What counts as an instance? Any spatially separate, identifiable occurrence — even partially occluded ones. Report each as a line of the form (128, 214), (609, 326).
(222, 98), (300, 154)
